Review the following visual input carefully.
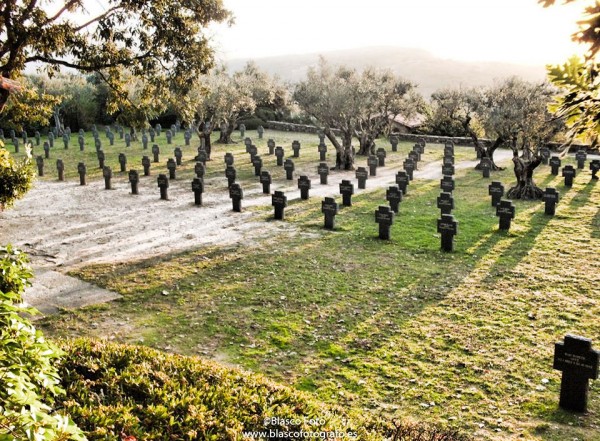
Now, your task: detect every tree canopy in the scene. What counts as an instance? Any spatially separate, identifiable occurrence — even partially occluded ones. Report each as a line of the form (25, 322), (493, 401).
(0, 0), (232, 115)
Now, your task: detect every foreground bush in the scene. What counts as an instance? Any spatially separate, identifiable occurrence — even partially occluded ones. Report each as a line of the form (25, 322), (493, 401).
(0, 142), (34, 211)
(0, 245), (84, 440)
(56, 340), (469, 441)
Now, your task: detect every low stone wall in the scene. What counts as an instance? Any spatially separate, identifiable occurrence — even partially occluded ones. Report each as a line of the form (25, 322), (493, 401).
(266, 121), (341, 136)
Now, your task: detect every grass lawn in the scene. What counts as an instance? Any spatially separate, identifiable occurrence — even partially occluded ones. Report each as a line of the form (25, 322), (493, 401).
(37, 130), (600, 440)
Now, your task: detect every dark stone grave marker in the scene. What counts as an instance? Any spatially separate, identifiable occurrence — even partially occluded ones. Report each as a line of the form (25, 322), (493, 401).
(149, 128), (155, 142)
(318, 143), (327, 161)
(322, 197), (338, 229)
(108, 131), (114, 146)
(540, 147), (551, 165)
(390, 135), (399, 152)
(284, 158), (295, 180)
(440, 176), (455, 193)
(43, 142), (50, 159)
(248, 144), (258, 163)
(553, 335), (599, 413)
(78, 162), (87, 185)
(142, 156), (151, 176)
(167, 158), (177, 179)
(408, 150), (419, 167)
(375, 205), (395, 240)
(275, 146), (284, 166)
(298, 175), (311, 200)
(195, 162), (205, 179)
(56, 159), (64, 181)
(229, 183), (243, 212)
(403, 158), (415, 180)
(103, 166), (113, 190)
(543, 187), (560, 215)
(129, 170), (140, 194)
(292, 140), (301, 157)
(257, 125), (264, 139)
(166, 130), (172, 144)
(157, 173), (169, 200)
(550, 156), (561, 175)
(192, 177), (204, 206)
(562, 165), (576, 187)
(272, 190), (287, 219)
(395, 171), (409, 195)
(94, 138), (101, 151)
(442, 164), (455, 176)
(339, 180), (354, 207)
(252, 155), (263, 176)
(376, 148), (387, 166)
(224, 152), (234, 166)
(260, 170), (272, 194)
(318, 162), (329, 184)
(443, 155), (454, 166)
(437, 214), (458, 252)
(368, 155), (378, 176)
(174, 147), (183, 165)
(480, 157), (491, 178)
(124, 133), (131, 147)
(152, 144), (160, 163)
(239, 123), (246, 138)
(118, 153), (127, 172)
(184, 130), (191, 146)
(225, 165), (236, 187)
(97, 150), (105, 169)
(35, 156), (44, 176)
(62, 133), (69, 149)
(496, 199), (515, 230)
(78, 135), (84, 151)
(411, 145), (422, 161)
(488, 181), (504, 207)
(267, 139), (275, 155)
(590, 159), (600, 180)
(386, 185), (403, 213)
(356, 167), (368, 189)
(196, 148), (208, 165)
(576, 150), (587, 169)
(437, 191), (454, 215)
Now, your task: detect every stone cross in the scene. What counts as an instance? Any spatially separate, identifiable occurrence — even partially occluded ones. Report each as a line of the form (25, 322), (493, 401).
(339, 180), (354, 207)
(257, 125), (264, 139)
(275, 146), (284, 166)
(192, 177), (204, 206)
(550, 156), (561, 175)
(440, 176), (455, 193)
(97, 150), (105, 169)
(375, 205), (395, 240)
(298, 175), (311, 200)
(77, 162), (87, 185)
(36, 156), (44, 176)
(239, 123), (246, 138)
(562, 165), (576, 187)
(292, 140), (301, 157)
(118, 153), (127, 172)
(496, 200), (515, 230)
(480, 157), (491, 178)
(43, 142), (50, 159)
(488, 181), (504, 207)
(124, 132), (131, 147)
(149, 127), (156, 142)
(48, 132), (54, 148)
(272, 190), (287, 220)
(318, 143), (327, 161)
(225, 165), (236, 187)
(408, 150), (419, 167)
(120, 166), (136, 194)
(376, 148), (386, 166)
(195, 162), (205, 179)
(318, 132), (325, 145)
(142, 133), (149, 150)
(553, 335), (599, 413)
(267, 139), (275, 155)
(444, 140), (454, 152)
(155, 123), (161, 135)
(318, 162), (329, 185)
(108, 131), (114, 146)
(252, 155), (263, 176)
(184, 130), (191, 146)
(174, 147), (183, 166)
(56, 159), (64, 181)
(248, 145), (257, 163)
(224, 152), (234, 166)
(118, 126), (124, 139)
(390, 135), (399, 152)
(78, 135), (85, 151)
(62, 133), (69, 149)
(386, 185), (403, 213)
(244, 137), (252, 150)
(442, 163), (455, 176)
(395, 171), (409, 195)
(260, 170), (272, 194)
(575, 150), (587, 169)
(167, 158), (177, 179)
(322, 197), (339, 229)
(196, 149), (207, 165)
(444, 146), (454, 157)
(284, 158), (295, 180)
(403, 158), (415, 180)
(411, 145), (422, 162)
(35, 131), (40, 146)
(543, 187), (560, 215)
(94, 137), (102, 151)
(12, 137), (19, 153)
(229, 183), (243, 212)
(166, 130), (172, 144)
(152, 144), (160, 163)
(356, 167), (368, 189)
(437, 213), (458, 252)
(367, 155), (378, 176)
(540, 147), (551, 165)
(437, 191), (454, 215)
(443, 155), (454, 166)
(157, 173), (169, 200)
(590, 159), (600, 180)
(103, 166), (113, 190)
(142, 156), (151, 176)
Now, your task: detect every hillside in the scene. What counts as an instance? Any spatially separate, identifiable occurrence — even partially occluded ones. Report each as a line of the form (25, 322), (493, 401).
(226, 46), (547, 97)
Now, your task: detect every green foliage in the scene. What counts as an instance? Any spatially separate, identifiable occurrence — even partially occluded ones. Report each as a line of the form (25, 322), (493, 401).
(0, 78), (60, 133)
(0, 245), (85, 441)
(0, 141), (35, 211)
(56, 339), (381, 440)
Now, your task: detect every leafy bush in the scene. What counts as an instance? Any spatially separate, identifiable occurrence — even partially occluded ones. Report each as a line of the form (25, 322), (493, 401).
(0, 245), (85, 440)
(0, 141), (35, 211)
(56, 340), (469, 441)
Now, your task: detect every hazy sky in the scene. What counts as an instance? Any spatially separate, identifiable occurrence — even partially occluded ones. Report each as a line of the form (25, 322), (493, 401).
(208, 0), (587, 65)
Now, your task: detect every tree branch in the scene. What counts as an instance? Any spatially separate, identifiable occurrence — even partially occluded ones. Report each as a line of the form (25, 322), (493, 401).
(74, 5), (122, 32)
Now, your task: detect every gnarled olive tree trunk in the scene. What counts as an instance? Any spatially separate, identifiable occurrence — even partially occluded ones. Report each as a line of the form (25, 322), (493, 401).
(506, 150), (544, 200)
(324, 127), (354, 170)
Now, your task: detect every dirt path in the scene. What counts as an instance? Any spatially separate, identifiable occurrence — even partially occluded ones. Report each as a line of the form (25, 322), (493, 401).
(0, 148), (514, 313)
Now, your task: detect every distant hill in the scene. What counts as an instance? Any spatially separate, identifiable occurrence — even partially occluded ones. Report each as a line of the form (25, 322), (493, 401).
(225, 46), (547, 98)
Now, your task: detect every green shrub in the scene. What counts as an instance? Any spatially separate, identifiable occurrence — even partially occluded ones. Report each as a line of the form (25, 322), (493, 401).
(0, 141), (35, 211)
(0, 245), (85, 441)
